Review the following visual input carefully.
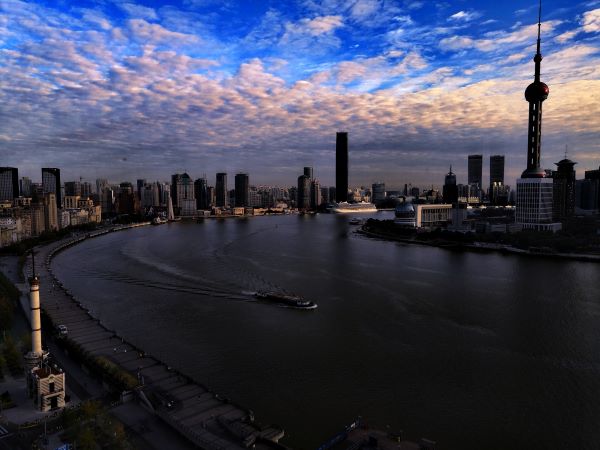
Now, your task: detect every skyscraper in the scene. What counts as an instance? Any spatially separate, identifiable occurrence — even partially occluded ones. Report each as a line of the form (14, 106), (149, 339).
(171, 174), (181, 207)
(176, 173), (194, 209)
(443, 166), (458, 204)
(372, 182), (386, 204)
(515, 3), (559, 231)
(297, 174), (311, 209)
(0, 167), (19, 201)
(64, 181), (81, 196)
(215, 173), (228, 207)
(468, 155), (483, 188)
(194, 177), (209, 210)
(137, 179), (146, 200)
(20, 177), (32, 197)
(234, 173), (249, 207)
(42, 168), (61, 209)
(336, 132), (348, 202)
(310, 179), (321, 209)
(489, 155), (505, 186)
(303, 167), (313, 180)
(552, 157), (576, 220)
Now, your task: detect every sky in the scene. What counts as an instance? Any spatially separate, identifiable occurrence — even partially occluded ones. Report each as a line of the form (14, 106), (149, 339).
(1, 0), (600, 189)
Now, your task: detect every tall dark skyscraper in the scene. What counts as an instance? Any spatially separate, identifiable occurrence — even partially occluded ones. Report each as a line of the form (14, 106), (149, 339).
(489, 155), (505, 186)
(468, 155), (483, 188)
(443, 166), (458, 204)
(137, 179), (146, 200)
(303, 167), (313, 180)
(336, 131), (348, 203)
(215, 172), (228, 207)
(194, 177), (209, 210)
(170, 173), (181, 207)
(234, 173), (249, 207)
(552, 156), (576, 220)
(0, 167), (19, 201)
(42, 167), (61, 209)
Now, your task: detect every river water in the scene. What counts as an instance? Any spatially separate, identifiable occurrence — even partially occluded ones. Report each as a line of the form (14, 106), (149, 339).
(52, 213), (600, 449)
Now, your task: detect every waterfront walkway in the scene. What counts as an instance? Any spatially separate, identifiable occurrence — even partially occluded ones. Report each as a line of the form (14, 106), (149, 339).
(25, 228), (285, 449)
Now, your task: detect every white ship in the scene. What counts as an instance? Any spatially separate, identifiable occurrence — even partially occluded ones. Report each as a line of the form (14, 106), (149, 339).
(329, 202), (378, 214)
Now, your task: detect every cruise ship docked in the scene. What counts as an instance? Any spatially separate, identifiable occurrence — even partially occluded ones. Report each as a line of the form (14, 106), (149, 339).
(328, 202), (377, 214)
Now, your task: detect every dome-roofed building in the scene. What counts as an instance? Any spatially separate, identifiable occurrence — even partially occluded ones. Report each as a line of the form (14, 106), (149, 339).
(394, 200), (416, 227)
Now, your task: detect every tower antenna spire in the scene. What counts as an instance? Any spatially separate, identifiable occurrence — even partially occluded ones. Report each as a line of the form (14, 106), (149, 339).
(534, 0), (543, 82)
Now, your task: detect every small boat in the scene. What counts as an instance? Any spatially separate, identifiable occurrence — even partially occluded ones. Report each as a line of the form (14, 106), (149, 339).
(152, 217), (167, 225)
(349, 218), (362, 225)
(254, 291), (317, 309)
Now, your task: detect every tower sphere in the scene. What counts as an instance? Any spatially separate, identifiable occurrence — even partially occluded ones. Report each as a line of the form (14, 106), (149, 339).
(525, 81), (549, 102)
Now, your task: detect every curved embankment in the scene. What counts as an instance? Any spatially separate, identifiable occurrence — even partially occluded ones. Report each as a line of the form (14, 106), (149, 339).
(32, 224), (286, 450)
(357, 227), (600, 263)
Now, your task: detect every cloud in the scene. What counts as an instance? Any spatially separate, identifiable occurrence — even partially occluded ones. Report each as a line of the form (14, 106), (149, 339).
(449, 11), (481, 22)
(290, 15), (343, 36)
(555, 30), (578, 43)
(581, 8), (600, 32)
(117, 3), (159, 21)
(127, 19), (199, 45)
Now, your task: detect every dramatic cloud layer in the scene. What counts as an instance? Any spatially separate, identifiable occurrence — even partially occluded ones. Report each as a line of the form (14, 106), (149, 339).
(1, 0), (599, 188)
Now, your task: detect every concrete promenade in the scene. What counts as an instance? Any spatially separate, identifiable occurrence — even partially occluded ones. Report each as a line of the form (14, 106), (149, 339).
(25, 227), (286, 450)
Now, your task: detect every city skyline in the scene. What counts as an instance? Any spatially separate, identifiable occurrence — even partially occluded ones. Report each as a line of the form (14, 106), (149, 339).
(1, 0), (599, 186)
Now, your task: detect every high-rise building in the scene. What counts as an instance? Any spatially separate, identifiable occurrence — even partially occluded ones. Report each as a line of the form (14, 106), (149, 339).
(442, 167), (458, 204)
(336, 132), (348, 202)
(20, 177), (32, 197)
(171, 174), (181, 207)
(176, 173), (194, 209)
(297, 174), (311, 209)
(0, 167), (19, 202)
(515, 5), (560, 232)
(310, 179), (321, 209)
(490, 155), (505, 186)
(328, 186), (336, 203)
(320, 186), (330, 204)
(552, 157), (576, 220)
(207, 186), (215, 207)
(96, 178), (108, 195)
(371, 182), (386, 204)
(116, 182), (137, 214)
(64, 181), (81, 197)
(303, 167), (313, 180)
(194, 178), (209, 210)
(42, 168), (61, 209)
(137, 179), (146, 200)
(43, 193), (58, 231)
(234, 173), (249, 207)
(81, 182), (93, 198)
(468, 155), (483, 188)
(215, 173), (228, 207)
(585, 167), (600, 210)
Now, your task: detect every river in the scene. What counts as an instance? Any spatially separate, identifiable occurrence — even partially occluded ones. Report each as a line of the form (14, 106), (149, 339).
(52, 213), (600, 449)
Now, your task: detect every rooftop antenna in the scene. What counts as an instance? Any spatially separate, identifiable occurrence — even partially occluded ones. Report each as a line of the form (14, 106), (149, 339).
(564, 144), (568, 160)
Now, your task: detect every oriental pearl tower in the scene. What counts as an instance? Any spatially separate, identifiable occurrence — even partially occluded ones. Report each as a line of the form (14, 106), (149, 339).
(522, 0), (549, 178)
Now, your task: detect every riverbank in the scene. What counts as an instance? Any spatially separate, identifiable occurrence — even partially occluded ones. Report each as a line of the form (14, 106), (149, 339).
(357, 226), (600, 262)
(22, 224), (287, 449)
